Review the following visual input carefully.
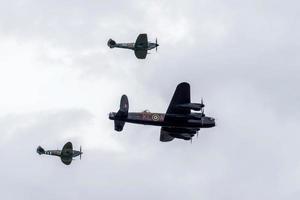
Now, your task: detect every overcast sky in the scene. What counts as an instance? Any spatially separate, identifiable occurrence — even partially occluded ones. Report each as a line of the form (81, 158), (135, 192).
(0, 0), (299, 199)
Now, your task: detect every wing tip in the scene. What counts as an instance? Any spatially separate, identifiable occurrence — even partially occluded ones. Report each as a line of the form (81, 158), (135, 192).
(177, 82), (190, 89)
(65, 141), (72, 146)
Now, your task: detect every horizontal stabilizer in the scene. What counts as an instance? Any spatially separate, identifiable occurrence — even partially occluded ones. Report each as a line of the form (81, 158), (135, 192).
(37, 146), (45, 155)
(107, 39), (116, 48)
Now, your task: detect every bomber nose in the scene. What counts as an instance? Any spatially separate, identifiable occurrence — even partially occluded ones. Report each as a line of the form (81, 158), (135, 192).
(202, 117), (215, 127)
(211, 118), (216, 127)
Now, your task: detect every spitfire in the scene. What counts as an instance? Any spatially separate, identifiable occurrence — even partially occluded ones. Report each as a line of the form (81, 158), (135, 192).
(37, 142), (82, 165)
(109, 82), (215, 142)
(107, 33), (159, 59)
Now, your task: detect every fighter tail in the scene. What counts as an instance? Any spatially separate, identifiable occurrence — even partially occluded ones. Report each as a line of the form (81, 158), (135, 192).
(107, 39), (116, 48)
(37, 146), (45, 155)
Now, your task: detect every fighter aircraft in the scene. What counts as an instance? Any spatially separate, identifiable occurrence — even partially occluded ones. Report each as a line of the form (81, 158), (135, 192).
(109, 82), (215, 142)
(36, 142), (82, 165)
(107, 33), (159, 59)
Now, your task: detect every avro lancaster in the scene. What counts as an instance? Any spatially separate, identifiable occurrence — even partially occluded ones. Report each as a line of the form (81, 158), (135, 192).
(109, 82), (215, 142)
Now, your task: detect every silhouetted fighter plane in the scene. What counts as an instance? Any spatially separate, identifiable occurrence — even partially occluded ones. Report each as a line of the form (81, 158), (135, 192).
(107, 33), (159, 59)
(109, 82), (215, 142)
(37, 142), (82, 165)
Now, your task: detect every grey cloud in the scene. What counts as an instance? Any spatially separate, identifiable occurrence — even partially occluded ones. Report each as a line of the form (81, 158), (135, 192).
(0, 0), (300, 200)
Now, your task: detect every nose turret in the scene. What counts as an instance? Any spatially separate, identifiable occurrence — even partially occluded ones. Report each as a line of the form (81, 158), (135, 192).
(202, 117), (216, 127)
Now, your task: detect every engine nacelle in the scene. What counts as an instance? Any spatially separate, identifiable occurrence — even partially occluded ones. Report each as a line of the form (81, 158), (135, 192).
(188, 113), (205, 119)
(170, 133), (191, 140)
(163, 127), (198, 134)
(176, 103), (204, 111)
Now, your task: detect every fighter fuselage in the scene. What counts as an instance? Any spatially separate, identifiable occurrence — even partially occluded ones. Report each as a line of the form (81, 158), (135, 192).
(42, 150), (81, 158)
(111, 42), (158, 51)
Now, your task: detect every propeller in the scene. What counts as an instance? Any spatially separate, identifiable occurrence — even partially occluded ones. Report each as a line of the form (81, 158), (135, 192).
(80, 146), (82, 160)
(155, 38), (158, 52)
(201, 98), (205, 116)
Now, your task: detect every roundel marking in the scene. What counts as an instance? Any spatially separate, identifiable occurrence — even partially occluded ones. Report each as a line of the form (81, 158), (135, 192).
(152, 114), (160, 121)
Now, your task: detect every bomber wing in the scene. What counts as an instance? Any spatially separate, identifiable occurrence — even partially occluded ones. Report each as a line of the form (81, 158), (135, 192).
(160, 127), (175, 142)
(166, 82), (191, 115)
(160, 127), (198, 142)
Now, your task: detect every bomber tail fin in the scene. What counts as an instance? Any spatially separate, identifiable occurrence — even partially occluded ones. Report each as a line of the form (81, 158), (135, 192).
(116, 95), (129, 118)
(107, 39), (117, 48)
(114, 95), (129, 131)
(114, 120), (125, 132)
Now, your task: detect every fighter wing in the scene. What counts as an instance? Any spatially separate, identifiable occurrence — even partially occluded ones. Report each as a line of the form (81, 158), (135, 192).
(134, 50), (147, 59)
(166, 82), (191, 115)
(134, 33), (148, 48)
(62, 142), (73, 153)
(61, 157), (72, 165)
(61, 142), (73, 165)
(134, 34), (148, 59)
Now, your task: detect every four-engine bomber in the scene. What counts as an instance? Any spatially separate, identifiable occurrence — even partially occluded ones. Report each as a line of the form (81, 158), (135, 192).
(109, 82), (215, 142)
(37, 34), (217, 165)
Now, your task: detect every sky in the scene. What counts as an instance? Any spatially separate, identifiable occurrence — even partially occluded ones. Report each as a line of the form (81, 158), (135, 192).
(0, 0), (299, 199)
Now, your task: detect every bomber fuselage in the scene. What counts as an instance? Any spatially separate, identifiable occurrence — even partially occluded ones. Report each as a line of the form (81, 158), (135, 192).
(109, 112), (215, 128)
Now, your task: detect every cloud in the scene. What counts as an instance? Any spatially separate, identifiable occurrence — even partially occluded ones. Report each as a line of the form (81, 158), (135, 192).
(0, 0), (299, 199)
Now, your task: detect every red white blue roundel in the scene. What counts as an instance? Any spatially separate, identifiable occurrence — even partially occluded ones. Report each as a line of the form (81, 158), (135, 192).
(152, 114), (160, 121)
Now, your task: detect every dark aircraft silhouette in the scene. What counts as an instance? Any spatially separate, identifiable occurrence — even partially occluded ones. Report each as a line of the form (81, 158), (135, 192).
(37, 142), (82, 165)
(107, 33), (159, 59)
(109, 82), (215, 142)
